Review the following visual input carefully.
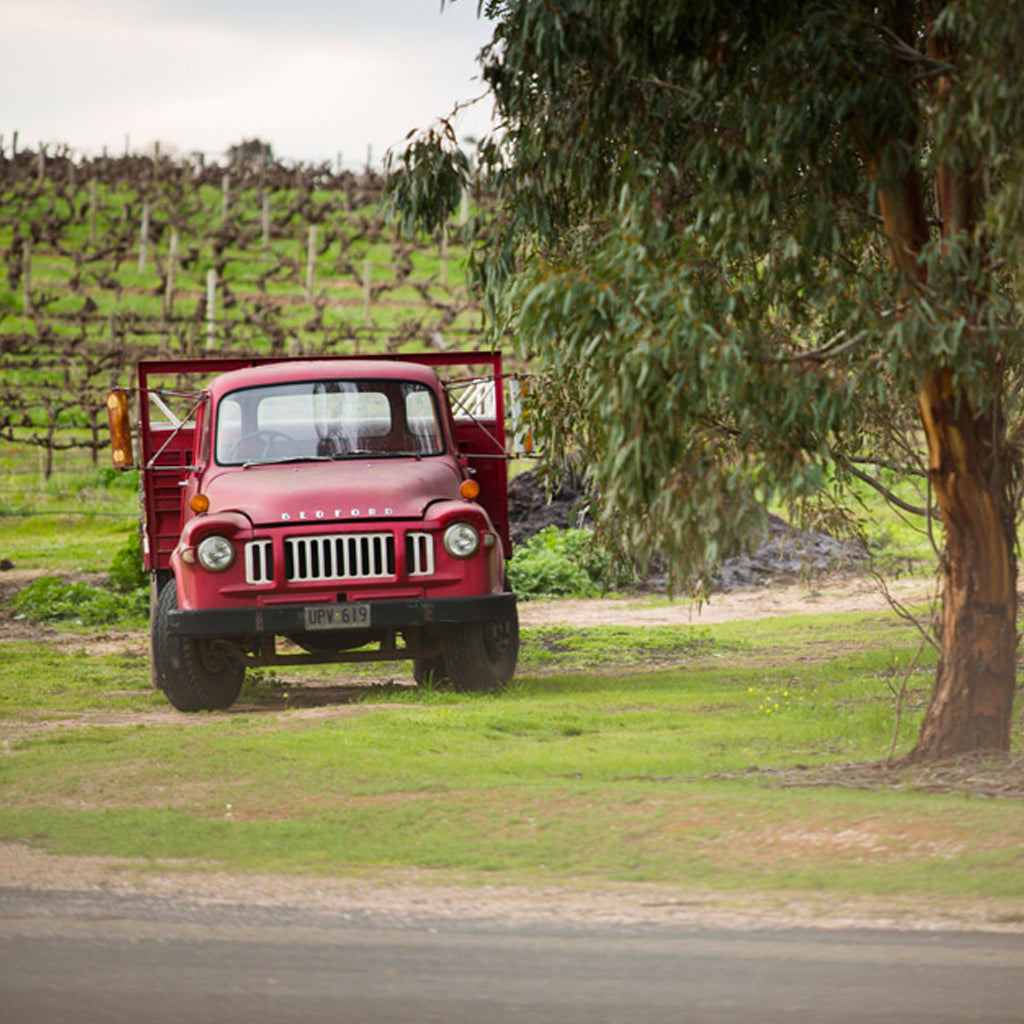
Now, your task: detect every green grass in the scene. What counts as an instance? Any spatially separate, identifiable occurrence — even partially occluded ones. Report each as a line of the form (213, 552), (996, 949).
(846, 470), (938, 568)
(0, 453), (138, 570)
(5, 597), (1021, 902)
(3, 792), (1020, 897)
(0, 641), (158, 715)
(6, 419), (1018, 906)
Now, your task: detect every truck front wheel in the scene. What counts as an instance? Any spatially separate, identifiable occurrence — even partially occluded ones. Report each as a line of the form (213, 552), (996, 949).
(152, 578), (244, 712)
(439, 606), (519, 692)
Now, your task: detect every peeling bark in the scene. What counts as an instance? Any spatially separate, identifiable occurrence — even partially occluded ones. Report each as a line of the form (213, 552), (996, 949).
(870, 169), (1018, 761)
(911, 371), (1017, 760)
(865, 4), (1018, 761)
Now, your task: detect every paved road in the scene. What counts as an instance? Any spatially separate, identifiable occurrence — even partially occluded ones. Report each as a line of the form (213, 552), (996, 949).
(1, 887), (1022, 1023)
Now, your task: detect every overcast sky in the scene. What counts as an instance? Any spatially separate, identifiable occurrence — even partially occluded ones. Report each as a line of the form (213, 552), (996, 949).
(1, 0), (497, 168)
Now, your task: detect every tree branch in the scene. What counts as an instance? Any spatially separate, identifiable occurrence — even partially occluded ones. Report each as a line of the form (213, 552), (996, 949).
(843, 460), (936, 517)
(847, 455), (927, 480)
(772, 328), (869, 364)
(640, 76), (702, 103)
(874, 24), (955, 76)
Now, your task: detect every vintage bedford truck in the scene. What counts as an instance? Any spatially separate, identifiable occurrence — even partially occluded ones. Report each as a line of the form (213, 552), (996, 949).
(107, 352), (519, 711)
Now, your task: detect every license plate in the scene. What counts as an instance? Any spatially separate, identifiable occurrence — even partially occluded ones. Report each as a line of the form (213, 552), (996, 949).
(303, 604), (371, 631)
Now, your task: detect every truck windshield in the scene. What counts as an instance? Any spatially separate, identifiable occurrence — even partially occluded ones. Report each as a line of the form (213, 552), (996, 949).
(215, 379), (445, 465)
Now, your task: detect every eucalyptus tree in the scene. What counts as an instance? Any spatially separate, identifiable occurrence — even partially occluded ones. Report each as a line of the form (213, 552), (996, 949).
(389, 1), (1024, 761)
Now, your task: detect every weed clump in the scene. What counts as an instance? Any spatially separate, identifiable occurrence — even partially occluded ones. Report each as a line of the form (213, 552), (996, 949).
(107, 529), (146, 594)
(508, 526), (637, 599)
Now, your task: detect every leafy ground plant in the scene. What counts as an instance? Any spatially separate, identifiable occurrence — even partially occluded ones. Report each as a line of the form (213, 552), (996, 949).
(509, 526), (638, 597)
(8, 529), (148, 626)
(9, 575), (147, 627)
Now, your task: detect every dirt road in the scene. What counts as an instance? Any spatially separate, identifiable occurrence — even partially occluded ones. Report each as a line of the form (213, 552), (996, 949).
(3, 886), (1022, 1024)
(518, 575), (933, 628)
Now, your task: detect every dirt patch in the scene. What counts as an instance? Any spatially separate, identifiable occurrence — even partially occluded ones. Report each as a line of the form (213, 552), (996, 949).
(517, 575), (933, 628)
(508, 469), (591, 544)
(0, 567), (935, 647)
(715, 753), (1024, 802)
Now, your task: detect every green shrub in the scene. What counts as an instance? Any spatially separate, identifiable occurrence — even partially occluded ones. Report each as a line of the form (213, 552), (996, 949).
(107, 529), (146, 594)
(100, 467), (141, 491)
(508, 526), (637, 598)
(10, 528), (148, 625)
(10, 575), (147, 626)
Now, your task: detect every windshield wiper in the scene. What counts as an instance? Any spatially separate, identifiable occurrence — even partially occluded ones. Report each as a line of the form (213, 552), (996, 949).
(241, 455), (334, 468)
(329, 450), (426, 460)
(242, 450), (429, 466)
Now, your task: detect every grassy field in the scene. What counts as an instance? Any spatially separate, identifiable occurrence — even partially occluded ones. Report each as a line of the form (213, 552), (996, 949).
(4, 155), (1020, 924)
(3, 451), (1022, 916)
(0, 448), (139, 571)
(2, 592), (1022, 905)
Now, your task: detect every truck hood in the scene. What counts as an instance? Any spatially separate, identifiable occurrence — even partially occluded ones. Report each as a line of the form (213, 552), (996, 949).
(201, 459), (463, 526)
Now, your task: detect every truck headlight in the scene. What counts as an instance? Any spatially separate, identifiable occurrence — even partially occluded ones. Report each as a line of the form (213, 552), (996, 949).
(443, 522), (480, 559)
(196, 534), (235, 572)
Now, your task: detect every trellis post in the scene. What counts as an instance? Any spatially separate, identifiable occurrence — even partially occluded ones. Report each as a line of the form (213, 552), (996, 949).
(363, 259), (372, 325)
(206, 268), (217, 349)
(305, 225), (317, 303)
(163, 227), (179, 319)
(138, 201), (150, 272)
(21, 241), (32, 313)
(88, 178), (98, 245)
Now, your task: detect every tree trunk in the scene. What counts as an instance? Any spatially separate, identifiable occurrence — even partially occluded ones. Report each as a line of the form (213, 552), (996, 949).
(862, 7), (1018, 760)
(907, 370), (1018, 761)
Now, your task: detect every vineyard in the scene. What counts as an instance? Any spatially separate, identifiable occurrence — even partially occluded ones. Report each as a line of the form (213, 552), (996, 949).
(0, 145), (486, 474)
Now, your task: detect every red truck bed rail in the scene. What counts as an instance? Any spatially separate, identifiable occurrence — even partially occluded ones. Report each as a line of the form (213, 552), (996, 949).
(134, 352), (511, 573)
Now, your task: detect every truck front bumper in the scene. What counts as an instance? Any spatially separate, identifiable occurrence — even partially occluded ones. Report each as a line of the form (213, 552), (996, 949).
(167, 593), (517, 638)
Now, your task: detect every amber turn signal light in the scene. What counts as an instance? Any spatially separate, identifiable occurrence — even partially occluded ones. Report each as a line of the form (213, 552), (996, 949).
(106, 390), (134, 468)
(190, 493), (211, 514)
(459, 479), (480, 500)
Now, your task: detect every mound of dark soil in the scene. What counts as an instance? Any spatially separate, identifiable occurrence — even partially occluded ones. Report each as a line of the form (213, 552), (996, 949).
(507, 470), (865, 592)
(507, 470), (591, 545)
(711, 513), (865, 591)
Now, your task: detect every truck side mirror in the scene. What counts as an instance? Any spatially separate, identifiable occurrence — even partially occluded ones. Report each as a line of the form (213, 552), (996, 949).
(106, 389), (135, 469)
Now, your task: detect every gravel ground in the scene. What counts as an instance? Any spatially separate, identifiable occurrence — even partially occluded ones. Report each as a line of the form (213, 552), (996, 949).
(4, 842), (1024, 934)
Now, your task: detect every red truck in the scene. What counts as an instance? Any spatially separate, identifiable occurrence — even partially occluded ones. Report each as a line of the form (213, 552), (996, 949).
(107, 352), (519, 711)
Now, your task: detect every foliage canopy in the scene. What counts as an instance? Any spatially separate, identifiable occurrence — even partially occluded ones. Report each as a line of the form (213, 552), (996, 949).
(394, 0), (1024, 582)
(389, 0), (1024, 757)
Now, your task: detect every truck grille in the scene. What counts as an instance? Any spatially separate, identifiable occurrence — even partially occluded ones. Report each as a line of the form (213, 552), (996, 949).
(405, 532), (434, 576)
(244, 532), (435, 584)
(245, 539), (275, 584)
(286, 533), (395, 581)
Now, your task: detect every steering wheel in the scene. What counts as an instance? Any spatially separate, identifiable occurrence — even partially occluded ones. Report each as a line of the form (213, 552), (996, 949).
(228, 429), (294, 461)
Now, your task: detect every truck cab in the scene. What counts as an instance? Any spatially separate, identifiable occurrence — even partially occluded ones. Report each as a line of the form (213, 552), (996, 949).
(109, 352), (518, 711)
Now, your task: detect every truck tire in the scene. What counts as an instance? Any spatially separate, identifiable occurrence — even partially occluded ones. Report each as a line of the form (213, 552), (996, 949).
(439, 603), (519, 692)
(152, 578), (244, 712)
(148, 571), (172, 690)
